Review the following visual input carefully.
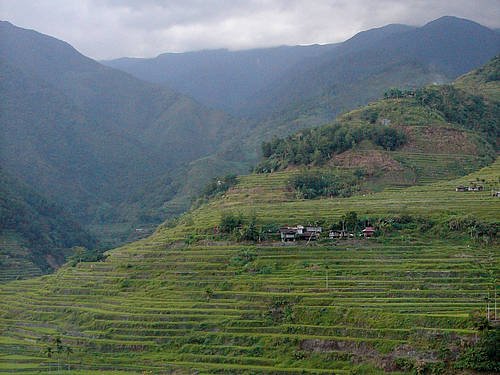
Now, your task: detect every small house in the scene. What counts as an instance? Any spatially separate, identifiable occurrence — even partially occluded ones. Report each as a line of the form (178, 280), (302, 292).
(492, 191), (500, 197)
(329, 230), (348, 239)
(455, 185), (467, 192)
(468, 185), (484, 192)
(279, 227), (297, 242)
(279, 225), (323, 242)
(301, 226), (322, 241)
(362, 226), (376, 238)
(306, 226), (322, 233)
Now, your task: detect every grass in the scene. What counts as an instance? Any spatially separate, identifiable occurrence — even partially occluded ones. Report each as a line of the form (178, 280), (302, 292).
(0, 159), (498, 374)
(0, 231), (44, 283)
(157, 158), (500, 242)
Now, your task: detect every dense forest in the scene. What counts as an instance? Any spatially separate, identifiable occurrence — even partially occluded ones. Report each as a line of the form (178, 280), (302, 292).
(0, 168), (97, 271)
(383, 82), (500, 139)
(256, 60), (500, 173)
(256, 124), (407, 172)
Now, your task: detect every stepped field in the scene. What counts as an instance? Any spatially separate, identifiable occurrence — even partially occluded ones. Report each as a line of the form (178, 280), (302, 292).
(161, 158), (500, 241)
(0, 232), (44, 283)
(0, 161), (498, 374)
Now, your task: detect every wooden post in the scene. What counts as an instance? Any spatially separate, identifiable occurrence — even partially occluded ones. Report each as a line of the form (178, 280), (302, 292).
(487, 292), (490, 321)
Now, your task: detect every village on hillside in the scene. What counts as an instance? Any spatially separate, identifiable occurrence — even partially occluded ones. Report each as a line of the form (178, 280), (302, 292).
(278, 224), (375, 242)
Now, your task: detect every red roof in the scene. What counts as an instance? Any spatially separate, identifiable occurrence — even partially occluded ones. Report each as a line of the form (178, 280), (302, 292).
(362, 227), (375, 232)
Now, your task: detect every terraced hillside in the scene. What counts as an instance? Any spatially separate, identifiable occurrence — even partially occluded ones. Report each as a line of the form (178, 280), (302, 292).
(159, 159), (500, 242)
(0, 232), (43, 283)
(0, 160), (498, 374)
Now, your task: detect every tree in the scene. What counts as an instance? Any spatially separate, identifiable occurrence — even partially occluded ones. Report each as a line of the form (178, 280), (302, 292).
(64, 345), (73, 371)
(240, 214), (260, 241)
(44, 346), (53, 373)
(342, 211), (358, 232)
(72, 246), (86, 263)
(55, 337), (63, 372)
(219, 212), (243, 233)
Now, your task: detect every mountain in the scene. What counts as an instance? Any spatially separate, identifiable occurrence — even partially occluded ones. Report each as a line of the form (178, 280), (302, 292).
(102, 24), (414, 116)
(103, 17), (500, 167)
(0, 21), (248, 237)
(103, 17), (499, 123)
(0, 168), (97, 281)
(103, 44), (339, 115)
(246, 16), (500, 119)
(0, 57), (498, 372)
(2, 18), (498, 274)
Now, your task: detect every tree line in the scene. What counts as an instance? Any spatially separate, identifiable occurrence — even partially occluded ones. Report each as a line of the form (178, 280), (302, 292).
(256, 123), (407, 173)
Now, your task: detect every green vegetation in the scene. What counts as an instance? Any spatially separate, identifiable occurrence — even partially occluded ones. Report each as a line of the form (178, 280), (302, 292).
(290, 169), (362, 199)
(0, 169), (97, 280)
(202, 174), (238, 200)
(257, 85), (496, 177)
(257, 124), (407, 172)
(414, 85), (499, 138)
(455, 328), (499, 371)
(0, 158), (497, 373)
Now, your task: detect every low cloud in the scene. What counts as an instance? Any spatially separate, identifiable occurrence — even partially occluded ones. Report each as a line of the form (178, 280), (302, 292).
(1, 0), (499, 59)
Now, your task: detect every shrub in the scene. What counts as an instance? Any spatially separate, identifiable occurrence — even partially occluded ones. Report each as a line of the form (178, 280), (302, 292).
(455, 328), (499, 371)
(219, 212), (244, 233)
(67, 247), (106, 267)
(202, 174), (238, 199)
(290, 170), (360, 199)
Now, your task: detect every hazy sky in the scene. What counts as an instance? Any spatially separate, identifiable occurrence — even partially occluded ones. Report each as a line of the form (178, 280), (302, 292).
(1, 0), (499, 60)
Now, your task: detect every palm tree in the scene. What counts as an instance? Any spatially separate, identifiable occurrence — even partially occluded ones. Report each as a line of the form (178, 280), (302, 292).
(55, 337), (63, 372)
(44, 346), (52, 373)
(64, 345), (73, 371)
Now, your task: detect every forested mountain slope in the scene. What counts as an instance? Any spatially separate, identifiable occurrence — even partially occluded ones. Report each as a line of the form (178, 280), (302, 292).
(104, 17), (499, 123)
(0, 21), (248, 230)
(247, 16), (500, 119)
(103, 43), (340, 115)
(0, 55), (498, 374)
(0, 168), (96, 281)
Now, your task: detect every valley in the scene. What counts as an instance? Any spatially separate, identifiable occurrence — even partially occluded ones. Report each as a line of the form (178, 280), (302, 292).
(0, 159), (498, 373)
(0, 12), (499, 374)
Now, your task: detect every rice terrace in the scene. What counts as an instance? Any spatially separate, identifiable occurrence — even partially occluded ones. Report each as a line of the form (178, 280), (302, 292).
(0, 4), (499, 375)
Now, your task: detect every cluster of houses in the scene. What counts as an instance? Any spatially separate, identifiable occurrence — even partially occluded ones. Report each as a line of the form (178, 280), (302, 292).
(329, 226), (375, 239)
(455, 184), (484, 192)
(279, 225), (322, 242)
(455, 182), (500, 197)
(279, 225), (375, 242)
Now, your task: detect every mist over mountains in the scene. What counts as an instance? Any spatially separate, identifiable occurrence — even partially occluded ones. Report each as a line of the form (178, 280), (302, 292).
(0, 20), (247, 223)
(1, 16), (499, 268)
(104, 16), (500, 119)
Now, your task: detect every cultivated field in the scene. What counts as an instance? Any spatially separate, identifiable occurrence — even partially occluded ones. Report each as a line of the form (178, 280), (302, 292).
(0, 160), (498, 374)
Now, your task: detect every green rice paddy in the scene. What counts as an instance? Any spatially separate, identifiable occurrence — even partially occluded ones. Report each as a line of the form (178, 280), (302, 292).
(0, 160), (498, 374)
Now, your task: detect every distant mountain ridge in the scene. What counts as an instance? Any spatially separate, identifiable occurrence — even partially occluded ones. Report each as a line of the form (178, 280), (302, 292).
(0, 21), (247, 218)
(103, 44), (339, 115)
(103, 16), (500, 120)
(246, 16), (500, 117)
(1, 17), (499, 272)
